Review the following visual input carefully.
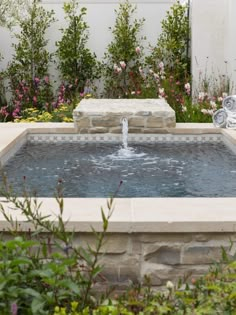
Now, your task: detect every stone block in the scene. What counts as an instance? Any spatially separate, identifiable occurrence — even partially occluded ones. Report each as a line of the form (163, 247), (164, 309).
(139, 234), (192, 243)
(144, 245), (181, 265)
(119, 257), (140, 282)
(146, 117), (163, 128)
(89, 127), (109, 133)
(129, 117), (145, 127)
(77, 128), (89, 134)
(73, 98), (176, 133)
(142, 128), (169, 134)
(109, 127), (122, 133)
(92, 117), (121, 127)
(127, 127), (143, 133)
(76, 117), (90, 128)
(182, 246), (224, 264)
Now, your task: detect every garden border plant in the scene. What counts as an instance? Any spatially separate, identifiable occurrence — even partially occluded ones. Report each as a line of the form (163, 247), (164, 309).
(0, 178), (123, 314)
(103, 0), (145, 98)
(56, 0), (99, 103)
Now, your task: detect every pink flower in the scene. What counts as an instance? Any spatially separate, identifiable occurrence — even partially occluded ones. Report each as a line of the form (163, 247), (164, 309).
(11, 302), (18, 315)
(34, 77), (40, 84)
(159, 62), (164, 70)
(135, 46), (141, 54)
(184, 82), (191, 95)
(44, 76), (49, 84)
(33, 96), (37, 103)
(120, 61), (126, 69)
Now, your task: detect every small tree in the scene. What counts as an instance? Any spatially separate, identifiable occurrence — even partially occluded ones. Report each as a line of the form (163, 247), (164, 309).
(7, 0), (55, 113)
(56, 0), (98, 99)
(147, 0), (190, 81)
(103, 0), (145, 98)
(0, 0), (28, 27)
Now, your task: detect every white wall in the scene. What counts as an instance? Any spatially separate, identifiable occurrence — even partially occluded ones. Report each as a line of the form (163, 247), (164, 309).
(0, 0), (175, 74)
(191, 0), (236, 94)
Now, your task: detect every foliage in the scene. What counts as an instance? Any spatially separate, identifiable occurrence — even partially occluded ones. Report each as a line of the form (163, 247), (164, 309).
(146, 0), (190, 81)
(0, 179), (120, 314)
(56, 0), (99, 100)
(7, 0), (55, 114)
(53, 258), (236, 314)
(0, 0), (28, 27)
(103, 0), (145, 98)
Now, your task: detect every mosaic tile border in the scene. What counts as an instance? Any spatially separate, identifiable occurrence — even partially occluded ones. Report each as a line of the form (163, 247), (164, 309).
(27, 133), (223, 143)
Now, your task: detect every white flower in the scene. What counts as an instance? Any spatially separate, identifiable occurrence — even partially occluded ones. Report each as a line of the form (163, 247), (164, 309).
(120, 61), (126, 69)
(207, 109), (214, 116)
(166, 281), (174, 290)
(139, 66), (143, 74)
(135, 46), (141, 54)
(210, 100), (217, 110)
(159, 88), (164, 95)
(201, 108), (208, 115)
(153, 73), (159, 80)
(184, 83), (191, 91)
(222, 92), (228, 98)
(198, 92), (206, 101)
(149, 69), (154, 74)
(217, 96), (223, 102)
(159, 61), (164, 70)
(131, 91), (136, 95)
(182, 106), (187, 112)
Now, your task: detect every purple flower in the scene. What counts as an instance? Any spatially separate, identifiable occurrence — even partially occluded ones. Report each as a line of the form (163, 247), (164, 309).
(11, 302), (18, 315)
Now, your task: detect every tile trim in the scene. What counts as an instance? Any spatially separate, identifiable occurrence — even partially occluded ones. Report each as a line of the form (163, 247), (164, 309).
(27, 133), (223, 143)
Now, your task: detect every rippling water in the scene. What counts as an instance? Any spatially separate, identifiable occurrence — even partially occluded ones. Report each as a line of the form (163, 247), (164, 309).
(1, 142), (236, 197)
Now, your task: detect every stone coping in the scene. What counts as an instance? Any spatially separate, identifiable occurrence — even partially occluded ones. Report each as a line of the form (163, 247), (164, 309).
(0, 197), (236, 233)
(0, 122), (236, 233)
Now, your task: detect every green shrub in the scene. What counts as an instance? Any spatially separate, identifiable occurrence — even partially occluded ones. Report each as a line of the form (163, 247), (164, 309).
(56, 0), (99, 100)
(0, 179), (119, 314)
(6, 0), (55, 116)
(103, 0), (144, 98)
(146, 0), (190, 81)
(53, 260), (236, 314)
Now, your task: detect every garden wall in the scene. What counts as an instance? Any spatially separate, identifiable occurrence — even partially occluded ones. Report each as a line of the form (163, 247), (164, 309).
(70, 231), (235, 289)
(191, 0), (236, 93)
(0, 0), (175, 74)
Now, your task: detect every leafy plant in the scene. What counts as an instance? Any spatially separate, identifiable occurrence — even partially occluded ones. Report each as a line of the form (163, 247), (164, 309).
(103, 0), (145, 98)
(53, 259), (236, 314)
(146, 0), (190, 81)
(7, 0), (55, 113)
(56, 0), (99, 100)
(0, 179), (121, 314)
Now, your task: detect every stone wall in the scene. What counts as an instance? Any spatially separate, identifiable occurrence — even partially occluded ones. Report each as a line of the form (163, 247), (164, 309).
(73, 99), (176, 133)
(74, 231), (234, 289)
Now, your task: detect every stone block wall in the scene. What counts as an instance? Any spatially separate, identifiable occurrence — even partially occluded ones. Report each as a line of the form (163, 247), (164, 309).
(73, 99), (176, 133)
(74, 232), (235, 289)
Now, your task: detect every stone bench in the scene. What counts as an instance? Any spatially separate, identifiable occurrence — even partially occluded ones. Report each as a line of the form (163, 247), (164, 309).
(73, 98), (176, 133)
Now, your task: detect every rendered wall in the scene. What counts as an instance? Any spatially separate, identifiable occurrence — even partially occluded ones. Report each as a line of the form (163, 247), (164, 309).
(0, 0), (175, 75)
(191, 0), (236, 94)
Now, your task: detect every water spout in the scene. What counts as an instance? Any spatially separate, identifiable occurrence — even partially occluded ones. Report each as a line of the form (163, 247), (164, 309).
(122, 117), (128, 149)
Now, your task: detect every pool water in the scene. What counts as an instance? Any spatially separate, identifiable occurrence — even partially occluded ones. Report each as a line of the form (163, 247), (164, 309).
(1, 142), (236, 197)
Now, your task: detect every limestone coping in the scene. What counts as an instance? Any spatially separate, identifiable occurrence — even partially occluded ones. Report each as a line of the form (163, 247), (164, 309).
(0, 122), (236, 234)
(73, 98), (174, 114)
